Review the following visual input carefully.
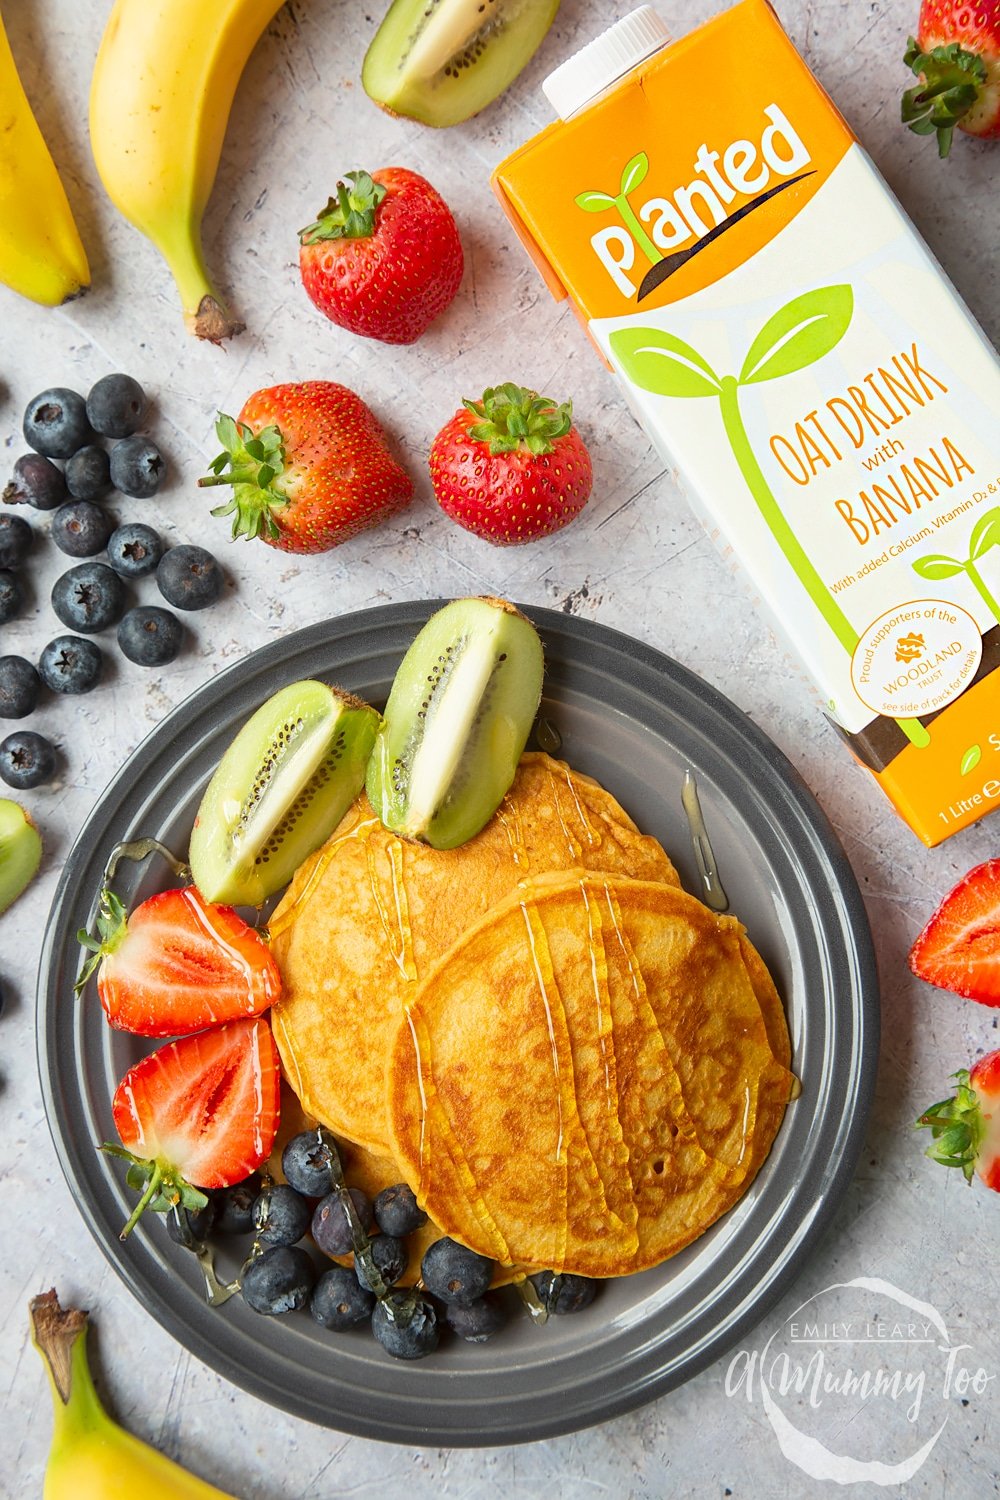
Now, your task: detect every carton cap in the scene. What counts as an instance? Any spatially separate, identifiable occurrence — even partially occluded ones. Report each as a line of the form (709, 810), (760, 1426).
(542, 7), (671, 119)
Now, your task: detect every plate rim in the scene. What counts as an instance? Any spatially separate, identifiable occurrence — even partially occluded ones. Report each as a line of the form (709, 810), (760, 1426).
(36, 600), (879, 1446)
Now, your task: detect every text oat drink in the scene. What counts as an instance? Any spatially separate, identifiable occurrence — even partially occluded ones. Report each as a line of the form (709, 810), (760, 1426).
(493, 0), (1000, 846)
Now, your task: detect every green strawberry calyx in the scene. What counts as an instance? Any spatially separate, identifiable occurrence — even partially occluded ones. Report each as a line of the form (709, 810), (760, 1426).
(75, 887), (128, 992)
(902, 38), (988, 158)
(99, 1144), (209, 1240)
(298, 171), (388, 244)
(464, 384), (574, 457)
(198, 414), (289, 543)
(915, 1068), (986, 1182)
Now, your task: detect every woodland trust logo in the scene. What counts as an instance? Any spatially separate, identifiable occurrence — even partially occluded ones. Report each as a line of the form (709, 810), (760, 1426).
(725, 1277), (995, 1485)
(574, 105), (812, 301)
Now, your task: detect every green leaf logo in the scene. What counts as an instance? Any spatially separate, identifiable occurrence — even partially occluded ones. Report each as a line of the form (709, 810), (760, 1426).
(960, 745), (982, 776)
(912, 553), (965, 580)
(575, 190), (617, 212)
(738, 285), (854, 386)
(608, 327), (722, 398)
(969, 506), (1000, 560)
(620, 152), (649, 196)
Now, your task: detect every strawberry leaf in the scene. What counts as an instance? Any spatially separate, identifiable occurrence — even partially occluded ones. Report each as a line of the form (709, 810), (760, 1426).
(198, 415), (290, 543)
(916, 1069), (984, 1183)
(463, 384), (575, 456)
(902, 40), (988, 158)
(299, 171), (388, 243)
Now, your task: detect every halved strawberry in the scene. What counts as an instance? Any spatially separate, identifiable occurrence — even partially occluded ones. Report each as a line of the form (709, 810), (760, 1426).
(77, 885), (281, 1036)
(917, 1050), (1000, 1190)
(104, 1014), (281, 1237)
(908, 858), (1000, 1006)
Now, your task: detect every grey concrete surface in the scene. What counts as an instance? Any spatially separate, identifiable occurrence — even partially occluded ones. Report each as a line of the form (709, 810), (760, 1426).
(1, 1), (998, 1496)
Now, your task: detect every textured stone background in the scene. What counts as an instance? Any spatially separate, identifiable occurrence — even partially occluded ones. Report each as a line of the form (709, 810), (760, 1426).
(2, 1), (998, 1496)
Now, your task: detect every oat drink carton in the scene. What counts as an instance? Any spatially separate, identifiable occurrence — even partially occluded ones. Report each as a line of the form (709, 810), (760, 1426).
(493, 1), (1000, 846)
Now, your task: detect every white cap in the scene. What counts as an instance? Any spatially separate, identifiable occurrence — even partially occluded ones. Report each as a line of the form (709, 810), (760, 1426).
(542, 7), (671, 120)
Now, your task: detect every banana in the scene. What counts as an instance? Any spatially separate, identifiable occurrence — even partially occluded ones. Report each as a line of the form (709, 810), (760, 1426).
(89, 0), (285, 342)
(30, 1290), (240, 1500)
(0, 797), (42, 915)
(0, 9), (90, 306)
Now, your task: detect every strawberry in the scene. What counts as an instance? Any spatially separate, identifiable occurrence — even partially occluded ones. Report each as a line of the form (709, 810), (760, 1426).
(917, 1050), (1000, 1190)
(908, 858), (1000, 1006)
(298, 168), (463, 345)
(429, 383), (593, 545)
(902, 1), (1000, 155)
(198, 381), (413, 554)
(77, 885), (281, 1037)
(104, 1015), (281, 1237)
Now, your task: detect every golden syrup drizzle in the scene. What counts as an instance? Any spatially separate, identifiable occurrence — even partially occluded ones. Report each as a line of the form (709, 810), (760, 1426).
(519, 897), (565, 1165)
(547, 766), (599, 862)
(366, 837), (417, 981)
(405, 1004), (511, 1263)
(264, 816), (380, 941)
(495, 794), (528, 871)
(534, 718), (562, 754)
(681, 771), (728, 912)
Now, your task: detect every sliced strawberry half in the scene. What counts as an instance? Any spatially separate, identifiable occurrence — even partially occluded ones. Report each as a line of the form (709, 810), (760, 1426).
(77, 884), (281, 1036)
(908, 858), (1000, 1007)
(104, 1014), (281, 1237)
(917, 1050), (1000, 1190)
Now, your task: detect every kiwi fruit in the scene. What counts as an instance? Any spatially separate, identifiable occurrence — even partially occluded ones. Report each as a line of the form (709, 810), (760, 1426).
(189, 681), (379, 907)
(0, 798), (42, 916)
(362, 0), (560, 129)
(367, 597), (543, 850)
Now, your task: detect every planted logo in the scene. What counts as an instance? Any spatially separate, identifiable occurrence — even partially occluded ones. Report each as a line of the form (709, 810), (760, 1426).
(608, 288), (930, 748)
(575, 106), (813, 301)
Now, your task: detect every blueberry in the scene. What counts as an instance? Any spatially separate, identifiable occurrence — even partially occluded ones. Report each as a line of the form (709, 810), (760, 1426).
(86, 373), (148, 439)
(355, 1234), (408, 1293)
(0, 657), (41, 718)
(373, 1182), (427, 1238)
(240, 1245), (316, 1315)
(38, 635), (103, 695)
(214, 1174), (261, 1234)
(0, 572), (23, 626)
(0, 514), (32, 570)
(23, 388), (91, 459)
(65, 445), (111, 501)
(117, 606), (182, 666)
(107, 523), (163, 579)
(156, 545), (223, 611)
(281, 1131), (337, 1197)
(420, 1237), (494, 1307)
(166, 1198), (216, 1247)
(3, 454), (66, 511)
(110, 435), (165, 498)
(0, 730), (55, 789)
(371, 1291), (440, 1360)
(251, 1183), (312, 1247)
(51, 562), (125, 633)
(311, 1267), (375, 1331)
(444, 1292), (508, 1342)
(311, 1188), (374, 1258)
(51, 500), (115, 558)
(528, 1270), (598, 1315)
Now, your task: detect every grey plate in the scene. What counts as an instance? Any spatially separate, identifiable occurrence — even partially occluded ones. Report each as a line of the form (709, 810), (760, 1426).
(37, 601), (878, 1447)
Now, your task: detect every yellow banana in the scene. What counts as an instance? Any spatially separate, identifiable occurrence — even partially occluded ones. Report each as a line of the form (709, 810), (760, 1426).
(0, 9), (89, 306)
(89, 0), (285, 342)
(30, 1290), (240, 1500)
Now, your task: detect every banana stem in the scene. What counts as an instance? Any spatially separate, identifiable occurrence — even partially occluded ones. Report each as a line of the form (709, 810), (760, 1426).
(30, 1293), (104, 1441)
(717, 376), (930, 749)
(160, 230), (244, 343)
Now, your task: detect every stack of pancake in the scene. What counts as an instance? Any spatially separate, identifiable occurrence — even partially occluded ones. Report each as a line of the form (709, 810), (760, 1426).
(268, 751), (793, 1279)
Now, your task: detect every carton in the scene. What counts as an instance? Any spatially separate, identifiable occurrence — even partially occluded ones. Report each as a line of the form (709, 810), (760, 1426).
(493, 0), (1000, 846)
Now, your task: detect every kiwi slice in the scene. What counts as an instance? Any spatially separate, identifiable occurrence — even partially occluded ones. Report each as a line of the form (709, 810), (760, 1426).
(189, 681), (379, 907)
(367, 597), (543, 850)
(0, 798), (42, 916)
(362, 0), (560, 128)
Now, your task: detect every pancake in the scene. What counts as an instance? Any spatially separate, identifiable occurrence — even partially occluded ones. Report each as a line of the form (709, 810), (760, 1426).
(268, 752), (680, 1156)
(385, 874), (794, 1278)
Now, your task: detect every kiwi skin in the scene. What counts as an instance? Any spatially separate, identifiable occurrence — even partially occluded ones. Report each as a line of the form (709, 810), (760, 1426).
(189, 680), (379, 908)
(0, 798), (42, 916)
(367, 596), (543, 850)
(362, 0), (561, 129)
